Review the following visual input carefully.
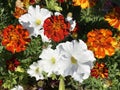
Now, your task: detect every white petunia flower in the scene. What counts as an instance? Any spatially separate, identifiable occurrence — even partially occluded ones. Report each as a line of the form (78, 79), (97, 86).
(39, 30), (51, 42)
(19, 5), (52, 41)
(39, 47), (65, 76)
(11, 85), (24, 90)
(66, 16), (76, 31)
(27, 61), (44, 80)
(56, 39), (96, 83)
(54, 12), (61, 16)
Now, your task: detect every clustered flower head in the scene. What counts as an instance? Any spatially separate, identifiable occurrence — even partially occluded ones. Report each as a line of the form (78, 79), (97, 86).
(87, 29), (117, 58)
(43, 14), (70, 42)
(2, 24), (30, 53)
(57, 0), (66, 3)
(72, 0), (97, 9)
(13, 7), (27, 19)
(0, 80), (2, 86)
(91, 62), (108, 78)
(105, 7), (120, 31)
(6, 57), (20, 71)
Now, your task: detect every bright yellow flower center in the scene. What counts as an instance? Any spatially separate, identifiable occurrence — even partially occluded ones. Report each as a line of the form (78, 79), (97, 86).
(71, 56), (77, 64)
(51, 57), (56, 64)
(35, 19), (41, 25)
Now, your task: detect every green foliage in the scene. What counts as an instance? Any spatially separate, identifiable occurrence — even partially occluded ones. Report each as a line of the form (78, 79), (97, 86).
(22, 36), (43, 58)
(2, 71), (18, 89)
(0, 0), (17, 30)
(45, 0), (62, 11)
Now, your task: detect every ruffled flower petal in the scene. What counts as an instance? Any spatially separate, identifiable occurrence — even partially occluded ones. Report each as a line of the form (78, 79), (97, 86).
(87, 29), (117, 58)
(72, 0), (97, 9)
(2, 24), (30, 53)
(105, 7), (120, 31)
(43, 14), (70, 42)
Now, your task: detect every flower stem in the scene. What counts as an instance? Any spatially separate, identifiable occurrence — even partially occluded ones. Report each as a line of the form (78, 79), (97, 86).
(58, 77), (65, 90)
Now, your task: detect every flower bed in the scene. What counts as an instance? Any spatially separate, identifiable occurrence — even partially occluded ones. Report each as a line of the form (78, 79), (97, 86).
(0, 0), (120, 90)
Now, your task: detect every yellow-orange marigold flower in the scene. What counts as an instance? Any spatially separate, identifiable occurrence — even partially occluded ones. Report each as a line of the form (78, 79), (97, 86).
(72, 0), (97, 9)
(105, 7), (120, 31)
(91, 62), (108, 78)
(13, 7), (27, 19)
(87, 29), (117, 58)
(2, 24), (30, 53)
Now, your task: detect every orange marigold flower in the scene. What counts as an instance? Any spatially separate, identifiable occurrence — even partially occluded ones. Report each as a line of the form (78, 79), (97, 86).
(13, 7), (27, 19)
(91, 62), (108, 78)
(87, 29), (117, 58)
(2, 24), (30, 53)
(43, 15), (70, 42)
(6, 57), (20, 71)
(105, 7), (120, 31)
(72, 0), (97, 9)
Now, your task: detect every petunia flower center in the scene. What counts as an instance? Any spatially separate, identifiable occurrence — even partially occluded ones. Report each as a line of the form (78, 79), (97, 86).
(71, 56), (77, 64)
(35, 19), (41, 25)
(51, 57), (56, 64)
(35, 67), (40, 74)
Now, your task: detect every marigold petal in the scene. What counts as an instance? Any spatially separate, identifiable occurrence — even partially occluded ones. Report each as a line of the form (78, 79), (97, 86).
(43, 15), (70, 42)
(87, 29), (116, 58)
(2, 24), (30, 53)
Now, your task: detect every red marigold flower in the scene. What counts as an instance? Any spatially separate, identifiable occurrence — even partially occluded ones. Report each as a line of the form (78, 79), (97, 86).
(87, 29), (117, 58)
(72, 0), (97, 9)
(29, 0), (36, 4)
(105, 7), (120, 31)
(2, 24), (30, 53)
(91, 62), (108, 78)
(43, 15), (70, 42)
(0, 80), (3, 86)
(6, 57), (20, 71)
(58, 0), (66, 3)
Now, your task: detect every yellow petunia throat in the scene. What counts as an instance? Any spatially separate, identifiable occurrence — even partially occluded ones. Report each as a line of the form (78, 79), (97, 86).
(35, 19), (41, 25)
(35, 67), (40, 73)
(51, 57), (56, 64)
(71, 56), (77, 64)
